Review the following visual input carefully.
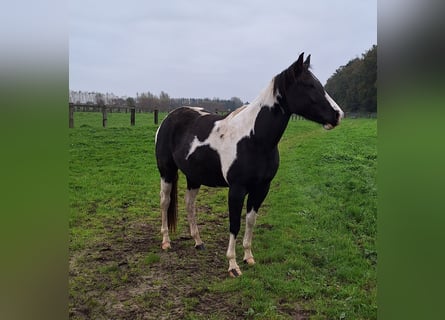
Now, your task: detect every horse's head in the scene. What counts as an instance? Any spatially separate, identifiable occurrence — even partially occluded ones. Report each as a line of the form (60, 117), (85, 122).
(274, 53), (344, 130)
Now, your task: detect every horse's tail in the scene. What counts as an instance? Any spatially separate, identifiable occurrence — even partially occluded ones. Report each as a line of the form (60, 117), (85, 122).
(167, 172), (178, 233)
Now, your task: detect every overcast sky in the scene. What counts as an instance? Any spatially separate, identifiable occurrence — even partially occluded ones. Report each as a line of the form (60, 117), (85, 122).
(69, 0), (376, 102)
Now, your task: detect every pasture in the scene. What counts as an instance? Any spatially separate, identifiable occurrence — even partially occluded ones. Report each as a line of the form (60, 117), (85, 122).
(69, 112), (376, 319)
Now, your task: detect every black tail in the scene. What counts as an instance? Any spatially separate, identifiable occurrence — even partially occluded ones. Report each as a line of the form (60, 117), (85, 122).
(167, 172), (178, 233)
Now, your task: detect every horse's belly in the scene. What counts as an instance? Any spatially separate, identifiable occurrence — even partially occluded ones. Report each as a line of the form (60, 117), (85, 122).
(176, 145), (229, 187)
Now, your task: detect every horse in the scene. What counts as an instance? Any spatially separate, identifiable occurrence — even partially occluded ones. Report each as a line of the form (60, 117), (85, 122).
(155, 53), (344, 277)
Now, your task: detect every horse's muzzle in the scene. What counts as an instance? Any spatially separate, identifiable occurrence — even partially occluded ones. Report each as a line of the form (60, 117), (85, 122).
(323, 110), (343, 130)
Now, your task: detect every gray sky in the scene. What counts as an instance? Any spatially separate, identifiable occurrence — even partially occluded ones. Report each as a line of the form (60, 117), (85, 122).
(69, 0), (376, 102)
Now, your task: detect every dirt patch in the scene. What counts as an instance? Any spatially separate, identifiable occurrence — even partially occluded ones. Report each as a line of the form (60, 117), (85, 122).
(69, 208), (246, 319)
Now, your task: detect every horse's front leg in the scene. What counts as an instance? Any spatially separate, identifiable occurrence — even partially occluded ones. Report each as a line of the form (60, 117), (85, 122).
(243, 182), (271, 265)
(226, 185), (247, 277)
(242, 210), (257, 265)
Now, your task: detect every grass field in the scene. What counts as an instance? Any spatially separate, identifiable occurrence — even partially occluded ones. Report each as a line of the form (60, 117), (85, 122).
(69, 112), (376, 319)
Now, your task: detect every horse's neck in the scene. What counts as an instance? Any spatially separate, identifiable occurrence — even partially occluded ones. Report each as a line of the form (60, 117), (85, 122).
(250, 102), (290, 149)
(227, 80), (290, 149)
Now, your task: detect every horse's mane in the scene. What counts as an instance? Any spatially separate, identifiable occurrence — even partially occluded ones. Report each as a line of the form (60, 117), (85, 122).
(228, 105), (248, 117)
(272, 69), (289, 98)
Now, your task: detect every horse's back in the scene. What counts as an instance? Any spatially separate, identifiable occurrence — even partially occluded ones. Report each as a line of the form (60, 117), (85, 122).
(156, 106), (223, 147)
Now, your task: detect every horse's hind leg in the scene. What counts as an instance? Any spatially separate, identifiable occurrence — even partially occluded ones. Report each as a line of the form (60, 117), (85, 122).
(160, 178), (173, 250)
(185, 179), (204, 250)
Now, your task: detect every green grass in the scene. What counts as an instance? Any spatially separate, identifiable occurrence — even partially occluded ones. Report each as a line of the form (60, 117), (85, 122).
(144, 252), (161, 265)
(69, 112), (376, 319)
(211, 118), (377, 319)
(69, 112), (165, 247)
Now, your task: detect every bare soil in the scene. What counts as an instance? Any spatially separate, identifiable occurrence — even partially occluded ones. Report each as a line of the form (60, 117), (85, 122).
(69, 207), (247, 320)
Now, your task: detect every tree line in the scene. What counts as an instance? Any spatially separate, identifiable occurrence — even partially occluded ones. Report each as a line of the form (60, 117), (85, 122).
(70, 90), (244, 114)
(132, 92), (244, 113)
(325, 45), (377, 114)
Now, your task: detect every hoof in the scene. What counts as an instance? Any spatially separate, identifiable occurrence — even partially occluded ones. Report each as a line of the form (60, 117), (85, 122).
(161, 242), (171, 250)
(243, 257), (256, 265)
(228, 268), (242, 278)
(195, 243), (205, 250)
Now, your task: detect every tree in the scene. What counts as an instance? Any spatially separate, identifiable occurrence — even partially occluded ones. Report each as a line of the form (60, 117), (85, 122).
(325, 45), (377, 114)
(230, 97), (244, 110)
(126, 97), (135, 107)
(95, 93), (105, 106)
(137, 92), (158, 111)
(159, 91), (171, 112)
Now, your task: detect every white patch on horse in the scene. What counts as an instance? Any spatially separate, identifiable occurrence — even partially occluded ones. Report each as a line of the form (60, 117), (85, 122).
(324, 91), (344, 119)
(186, 106), (211, 116)
(185, 80), (278, 183)
(250, 79), (279, 109)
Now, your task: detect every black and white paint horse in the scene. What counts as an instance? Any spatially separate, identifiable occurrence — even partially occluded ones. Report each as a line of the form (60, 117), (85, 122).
(155, 53), (343, 277)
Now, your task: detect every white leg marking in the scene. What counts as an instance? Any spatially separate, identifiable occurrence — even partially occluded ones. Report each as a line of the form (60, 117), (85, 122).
(185, 188), (203, 247)
(243, 209), (257, 265)
(160, 178), (172, 249)
(226, 233), (241, 277)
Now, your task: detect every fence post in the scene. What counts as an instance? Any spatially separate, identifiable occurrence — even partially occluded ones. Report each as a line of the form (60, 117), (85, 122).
(130, 106), (136, 126)
(154, 109), (159, 125)
(102, 105), (107, 128)
(69, 103), (74, 128)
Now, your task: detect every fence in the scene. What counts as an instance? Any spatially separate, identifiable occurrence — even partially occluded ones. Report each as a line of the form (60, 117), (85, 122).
(68, 103), (376, 128)
(69, 103), (159, 128)
(344, 112), (377, 119)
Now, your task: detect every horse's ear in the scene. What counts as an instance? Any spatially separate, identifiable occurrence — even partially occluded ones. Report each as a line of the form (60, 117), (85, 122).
(294, 52), (304, 74)
(304, 54), (311, 69)
(286, 52), (304, 80)
(278, 53), (305, 90)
